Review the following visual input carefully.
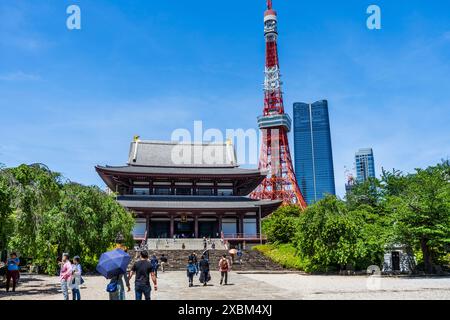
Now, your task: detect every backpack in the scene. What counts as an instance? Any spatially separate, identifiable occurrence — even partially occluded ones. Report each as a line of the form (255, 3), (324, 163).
(187, 264), (196, 274)
(220, 259), (228, 270)
(106, 281), (118, 293)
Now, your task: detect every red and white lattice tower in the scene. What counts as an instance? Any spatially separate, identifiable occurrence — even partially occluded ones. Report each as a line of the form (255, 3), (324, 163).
(251, 0), (307, 208)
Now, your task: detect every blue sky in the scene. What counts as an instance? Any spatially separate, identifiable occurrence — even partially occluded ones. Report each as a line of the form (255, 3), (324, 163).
(0, 0), (449, 197)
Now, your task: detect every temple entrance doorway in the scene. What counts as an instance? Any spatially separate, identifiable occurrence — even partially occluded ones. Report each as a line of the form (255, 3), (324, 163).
(392, 251), (401, 271)
(149, 221), (170, 238)
(175, 220), (195, 238)
(199, 219), (219, 238)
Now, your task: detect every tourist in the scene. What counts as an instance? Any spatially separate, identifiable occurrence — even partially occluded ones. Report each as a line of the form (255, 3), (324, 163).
(186, 260), (197, 287)
(69, 256), (82, 300)
(219, 254), (231, 285)
(5, 252), (20, 293)
(108, 271), (130, 300)
(211, 242), (216, 250)
(203, 237), (207, 250)
(118, 271), (131, 300)
(118, 248), (131, 300)
(237, 248), (243, 265)
(129, 251), (157, 301)
(198, 255), (210, 286)
(160, 254), (168, 272)
(150, 254), (159, 278)
(188, 252), (198, 274)
(229, 249), (236, 265)
(59, 253), (72, 300)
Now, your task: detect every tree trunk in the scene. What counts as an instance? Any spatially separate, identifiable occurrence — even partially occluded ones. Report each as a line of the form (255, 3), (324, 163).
(420, 237), (433, 274)
(405, 245), (416, 274)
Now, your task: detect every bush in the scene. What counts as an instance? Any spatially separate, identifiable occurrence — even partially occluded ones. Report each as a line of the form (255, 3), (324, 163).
(294, 196), (385, 272)
(262, 205), (301, 244)
(253, 244), (306, 270)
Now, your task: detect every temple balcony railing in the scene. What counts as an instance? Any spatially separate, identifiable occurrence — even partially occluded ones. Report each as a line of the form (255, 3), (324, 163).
(222, 233), (267, 241)
(133, 231), (147, 241)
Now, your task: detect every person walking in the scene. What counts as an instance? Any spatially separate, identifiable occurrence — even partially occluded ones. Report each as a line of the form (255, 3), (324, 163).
(229, 250), (236, 265)
(108, 271), (131, 300)
(186, 260), (197, 287)
(219, 254), (231, 286)
(118, 271), (131, 300)
(198, 255), (210, 287)
(119, 248), (131, 300)
(237, 248), (243, 265)
(59, 253), (72, 300)
(129, 251), (157, 301)
(5, 252), (20, 293)
(160, 254), (168, 273)
(150, 254), (159, 278)
(69, 256), (82, 300)
(203, 237), (207, 250)
(188, 252), (198, 275)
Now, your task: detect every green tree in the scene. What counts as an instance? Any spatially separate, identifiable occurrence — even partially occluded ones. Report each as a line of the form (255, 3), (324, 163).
(387, 161), (450, 273)
(380, 168), (409, 197)
(6, 164), (62, 260)
(294, 196), (385, 272)
(24, 183), (135, 274)
(2, 164), (135, 274)
(346, 177), (383, 210)
(0, 165), (15, 253)
(262, 205), (301, 244)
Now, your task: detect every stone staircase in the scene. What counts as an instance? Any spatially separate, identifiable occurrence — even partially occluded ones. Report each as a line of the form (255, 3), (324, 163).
(128, 249), (286, 272)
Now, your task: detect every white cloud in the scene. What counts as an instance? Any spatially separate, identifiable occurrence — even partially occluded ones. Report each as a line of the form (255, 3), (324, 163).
(0, 71), (41, 82)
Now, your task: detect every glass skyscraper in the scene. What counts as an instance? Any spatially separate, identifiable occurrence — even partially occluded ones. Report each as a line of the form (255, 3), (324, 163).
(293, 100), (336, 205)
(355, 148), (376, 182)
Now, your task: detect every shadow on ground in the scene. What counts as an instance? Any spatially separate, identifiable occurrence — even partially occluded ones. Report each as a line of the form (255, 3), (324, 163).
(0, 276), (60, 298)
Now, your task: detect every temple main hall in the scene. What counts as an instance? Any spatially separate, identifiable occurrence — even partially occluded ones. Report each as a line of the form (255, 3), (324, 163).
(96, 139), (282, 244)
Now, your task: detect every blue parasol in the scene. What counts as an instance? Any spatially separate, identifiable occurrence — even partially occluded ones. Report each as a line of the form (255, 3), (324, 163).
(96, 249), (131, 279)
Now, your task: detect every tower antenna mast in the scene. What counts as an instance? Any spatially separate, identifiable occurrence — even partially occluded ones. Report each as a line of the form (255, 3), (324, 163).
(251, 0), (307, 208)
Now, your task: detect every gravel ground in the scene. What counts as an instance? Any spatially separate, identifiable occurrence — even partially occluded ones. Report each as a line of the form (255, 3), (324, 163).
(244, 273), (450, 300)
(0, 272), (449, 300)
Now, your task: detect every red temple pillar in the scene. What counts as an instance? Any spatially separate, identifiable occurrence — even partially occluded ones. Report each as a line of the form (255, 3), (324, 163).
(170, 215), (175, 238)
(239, 214), (245, 237)
(194, 214), (199, 238)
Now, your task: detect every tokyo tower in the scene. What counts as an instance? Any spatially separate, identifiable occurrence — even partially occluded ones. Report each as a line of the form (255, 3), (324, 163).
(251, 0), (307, 208)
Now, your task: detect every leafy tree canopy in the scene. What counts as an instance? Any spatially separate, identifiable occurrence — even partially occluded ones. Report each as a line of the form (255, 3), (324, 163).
(262, 161), (450, 274)
(0, 164), (134, 274)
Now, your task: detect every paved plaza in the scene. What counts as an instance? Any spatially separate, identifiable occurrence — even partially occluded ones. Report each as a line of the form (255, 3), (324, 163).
(1, 271), (450, 300)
